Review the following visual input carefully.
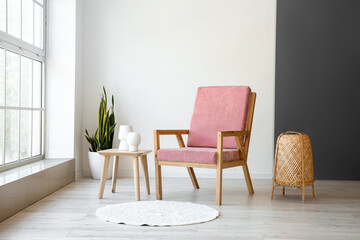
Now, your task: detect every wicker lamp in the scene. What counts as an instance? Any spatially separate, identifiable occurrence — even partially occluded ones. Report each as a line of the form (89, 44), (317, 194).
(271, 131), (315, 203)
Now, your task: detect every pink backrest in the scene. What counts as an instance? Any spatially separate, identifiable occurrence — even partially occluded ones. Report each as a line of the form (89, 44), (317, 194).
(187, 86), (251, 148)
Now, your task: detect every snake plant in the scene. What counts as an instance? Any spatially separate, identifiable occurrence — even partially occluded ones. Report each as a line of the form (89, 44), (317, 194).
(85, 87), (116, 152)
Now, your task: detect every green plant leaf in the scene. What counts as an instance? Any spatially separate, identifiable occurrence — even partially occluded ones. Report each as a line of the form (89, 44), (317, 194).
(84, 87), (116, 151)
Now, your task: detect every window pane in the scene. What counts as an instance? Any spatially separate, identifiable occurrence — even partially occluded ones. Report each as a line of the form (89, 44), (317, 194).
(8, 0), (21, 38)
(6, 51), (19, 106)
(0, 0), (5, 32)
(0, 0), (45, 170)
(22, 0), (34, 44)
(0, 48), (4, 106)
(21, 56), (32, 107)
(33, 60), (41, 108)
(32, 110), (41, 156)
(5, 110), (19, 164)
(0, 110), (3, 165)
(20, 110), (31, 159)
(34, 4), (43, 49)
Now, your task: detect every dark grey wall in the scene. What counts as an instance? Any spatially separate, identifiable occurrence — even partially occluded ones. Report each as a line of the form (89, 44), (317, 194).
(275, 0), (360, 180)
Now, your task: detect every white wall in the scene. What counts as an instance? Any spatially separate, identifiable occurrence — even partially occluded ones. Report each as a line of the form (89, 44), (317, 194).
(82, 0), (276, 179)
(46, 0), (76, 159)
(74, 0), (84, 179)
(46, 0), (83, 177)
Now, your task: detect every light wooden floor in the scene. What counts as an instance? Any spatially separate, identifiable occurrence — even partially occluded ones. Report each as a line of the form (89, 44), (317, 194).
(0, 177), (359, 239)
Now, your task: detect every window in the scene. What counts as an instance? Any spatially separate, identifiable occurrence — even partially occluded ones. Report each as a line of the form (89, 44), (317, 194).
(0, 0), (45, 171)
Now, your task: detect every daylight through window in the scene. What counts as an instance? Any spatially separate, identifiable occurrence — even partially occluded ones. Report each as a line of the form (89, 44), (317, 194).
(0, 0), (45, 170)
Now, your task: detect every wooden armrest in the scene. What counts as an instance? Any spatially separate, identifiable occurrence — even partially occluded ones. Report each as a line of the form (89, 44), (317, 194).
(154, 129), (189, 135)
(218, 130), (249, 137)
(217, 131), (249, 162)
(153, 129), (189, 152)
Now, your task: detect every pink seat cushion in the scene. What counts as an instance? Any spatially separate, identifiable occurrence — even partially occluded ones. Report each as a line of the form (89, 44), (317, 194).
(187, 86), (251, 148)
(157, 147), (240, 164)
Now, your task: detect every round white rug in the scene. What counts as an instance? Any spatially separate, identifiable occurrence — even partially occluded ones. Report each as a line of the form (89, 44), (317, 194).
(95, 201), (219, 226)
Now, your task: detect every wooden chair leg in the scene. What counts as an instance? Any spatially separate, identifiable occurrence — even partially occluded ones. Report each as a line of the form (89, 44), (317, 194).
(282, 186), (285, 196)
(155, 164), (162, 200)
(271, 182), (275, 200)
(302, 182), (306, 204)
(216, 167), (223, 205)
(242, 163), (254, 194)
(140, 155), (150, 195)
(111, 156), (119, 193)
(312, 183), (315, 200)
(98, 156), (110, 199)
(187, 167), (199, 189)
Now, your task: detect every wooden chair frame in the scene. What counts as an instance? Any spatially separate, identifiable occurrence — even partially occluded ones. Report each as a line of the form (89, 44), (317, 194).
(153, 92), (256, 205)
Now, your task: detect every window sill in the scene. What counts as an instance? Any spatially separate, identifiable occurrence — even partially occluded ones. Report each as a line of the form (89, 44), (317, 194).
(0, 158), (73, 187)
(0, 158), (75, 222)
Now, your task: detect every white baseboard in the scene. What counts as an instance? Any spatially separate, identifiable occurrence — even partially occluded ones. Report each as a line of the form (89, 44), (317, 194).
(115, 170), (271, 179)
(75, 170), (84, 180)
(83, 169), (272, 179)
(160, 171), (272, 179)
(117, 170), (137, 178)
(83, 170), (92, 177)
(84, 170), (135, 178)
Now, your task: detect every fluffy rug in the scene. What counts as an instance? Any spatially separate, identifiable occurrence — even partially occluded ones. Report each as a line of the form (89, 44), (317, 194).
(95, 201), (219, 226)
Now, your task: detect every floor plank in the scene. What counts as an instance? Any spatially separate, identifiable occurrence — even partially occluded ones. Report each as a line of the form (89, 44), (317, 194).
(0, 177), (359, 239)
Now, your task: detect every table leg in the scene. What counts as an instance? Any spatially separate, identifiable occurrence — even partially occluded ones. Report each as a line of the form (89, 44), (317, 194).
(132, 156), (140, 201)
(112, 156), (119, 193)
(141, 155), (150, 195)
(98, 156), (110, 199)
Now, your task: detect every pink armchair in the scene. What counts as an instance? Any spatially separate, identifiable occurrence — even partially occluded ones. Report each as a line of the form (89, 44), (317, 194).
(153, 86), (256, 205)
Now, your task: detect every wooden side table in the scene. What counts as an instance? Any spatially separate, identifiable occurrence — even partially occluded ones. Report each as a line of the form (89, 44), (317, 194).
(97, 149), (152, 200)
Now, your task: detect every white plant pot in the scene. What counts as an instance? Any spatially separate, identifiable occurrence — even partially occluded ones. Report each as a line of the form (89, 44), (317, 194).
(88, 151), (113, 180)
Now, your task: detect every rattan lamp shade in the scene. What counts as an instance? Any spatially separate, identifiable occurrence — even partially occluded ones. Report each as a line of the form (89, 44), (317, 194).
(271, 132), (315, 203)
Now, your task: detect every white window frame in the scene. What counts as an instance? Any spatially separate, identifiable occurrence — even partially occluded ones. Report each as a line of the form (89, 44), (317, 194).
(0, 0), (46, 172)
